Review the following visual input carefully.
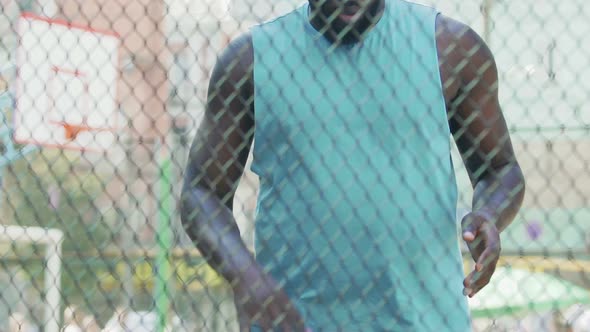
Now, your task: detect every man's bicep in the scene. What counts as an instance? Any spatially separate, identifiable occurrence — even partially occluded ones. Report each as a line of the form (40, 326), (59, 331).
(186, 115), (248, 199)
(184, 35), (255, 205)
(450, 26), (516, 182)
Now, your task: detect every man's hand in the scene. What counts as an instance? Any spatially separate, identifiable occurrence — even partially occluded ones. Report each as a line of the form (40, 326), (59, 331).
(461, 210), (501, 298)
(233, 271), (308, 332)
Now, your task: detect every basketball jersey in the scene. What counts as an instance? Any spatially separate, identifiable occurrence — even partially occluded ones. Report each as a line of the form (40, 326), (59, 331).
(250, 1), (471, 330)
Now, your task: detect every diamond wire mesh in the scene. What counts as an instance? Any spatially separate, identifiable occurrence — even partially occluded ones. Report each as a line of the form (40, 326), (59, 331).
(0, 0), (587, 331)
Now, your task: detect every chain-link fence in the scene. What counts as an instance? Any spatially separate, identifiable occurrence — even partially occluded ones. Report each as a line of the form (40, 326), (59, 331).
(0, 0), (588, 331)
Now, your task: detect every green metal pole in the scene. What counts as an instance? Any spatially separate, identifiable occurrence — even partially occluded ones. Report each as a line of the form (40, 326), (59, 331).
(155, 144), (173, 332)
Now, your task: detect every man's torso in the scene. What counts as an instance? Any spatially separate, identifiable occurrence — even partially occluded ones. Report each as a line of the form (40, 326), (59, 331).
(244, 1), (471, 330)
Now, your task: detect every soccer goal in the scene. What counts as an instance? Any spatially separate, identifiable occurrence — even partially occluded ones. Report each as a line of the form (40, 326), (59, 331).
(0, 225), (63, 332)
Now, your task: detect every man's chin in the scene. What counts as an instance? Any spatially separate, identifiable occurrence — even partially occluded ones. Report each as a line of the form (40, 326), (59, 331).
(338, 11), (364, 24)
(337, 31), (362, 45)
(331, 21), (366, 44)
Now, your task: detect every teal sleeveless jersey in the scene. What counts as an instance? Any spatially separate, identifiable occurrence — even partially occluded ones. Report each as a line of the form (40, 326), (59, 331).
(250, 1), (471, 330)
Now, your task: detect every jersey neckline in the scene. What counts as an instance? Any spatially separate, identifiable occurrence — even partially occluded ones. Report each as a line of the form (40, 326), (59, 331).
(301, 0), (391, 51)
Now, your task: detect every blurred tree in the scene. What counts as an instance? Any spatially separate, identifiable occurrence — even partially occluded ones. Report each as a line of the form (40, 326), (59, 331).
(0, 149), (117, 324)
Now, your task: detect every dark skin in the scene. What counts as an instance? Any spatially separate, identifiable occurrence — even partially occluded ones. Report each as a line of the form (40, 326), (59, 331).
(309, 0), (386, 45)
(180, 0), (526, 330)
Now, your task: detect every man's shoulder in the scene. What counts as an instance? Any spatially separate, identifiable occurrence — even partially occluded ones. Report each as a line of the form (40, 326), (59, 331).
(252, 4), (306, 31)
(218, 32), (254, 76)
(435, 15), (492, 55)
(219, 3), (306, 81)
(225, 32), (253, 56)
(435, 15), (499, 104)
(435, 15), (495, 70)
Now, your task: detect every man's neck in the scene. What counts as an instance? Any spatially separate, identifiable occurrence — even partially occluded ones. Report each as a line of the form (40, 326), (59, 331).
(309, 0), (386, 45)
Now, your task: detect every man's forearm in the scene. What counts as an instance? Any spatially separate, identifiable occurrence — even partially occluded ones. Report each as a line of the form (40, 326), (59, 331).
(472, 162), (526, 232)
(180, 186), (259, 286)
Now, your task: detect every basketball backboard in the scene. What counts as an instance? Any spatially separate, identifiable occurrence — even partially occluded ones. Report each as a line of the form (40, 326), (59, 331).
(14, 13), (121, 151)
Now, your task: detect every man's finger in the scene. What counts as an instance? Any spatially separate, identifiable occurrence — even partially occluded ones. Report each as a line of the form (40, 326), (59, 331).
(469, 272), (493, 297)
(469, 241), (498, 277)
(463, 230), (476, 242)
(476, 246), (499, 270)
(464, 272), (487, 298)
(463, 263), (489, 290)
(462, 214), (482, 242)
(465, 260), (497, 297)
(477, 223), (500, 264)
(463, 269), (479, 292)
(465, 235), (486, 264)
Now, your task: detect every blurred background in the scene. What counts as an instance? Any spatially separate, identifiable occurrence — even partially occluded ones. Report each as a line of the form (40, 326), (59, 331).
(0, 0), (589, 331)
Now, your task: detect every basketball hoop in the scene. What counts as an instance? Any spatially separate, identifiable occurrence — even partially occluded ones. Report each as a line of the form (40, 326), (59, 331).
(49, 120), (114, 142)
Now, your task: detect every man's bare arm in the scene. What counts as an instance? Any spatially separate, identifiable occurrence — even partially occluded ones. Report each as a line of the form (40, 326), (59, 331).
(180, 34), (306, 329)
(439, 16), (526, 232)
(438, 16), (525, 296)
(180, 33), (256, 284)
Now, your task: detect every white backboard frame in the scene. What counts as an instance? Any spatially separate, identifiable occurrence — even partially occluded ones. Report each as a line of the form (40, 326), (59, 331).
(14, 13), (121, 152)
